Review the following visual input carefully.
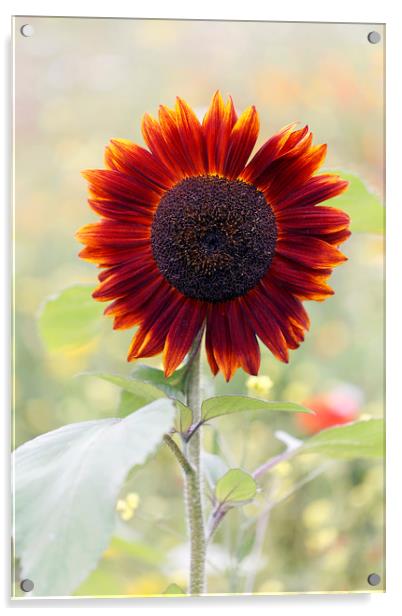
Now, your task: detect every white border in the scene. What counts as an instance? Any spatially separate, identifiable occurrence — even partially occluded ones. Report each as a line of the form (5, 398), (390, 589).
(2, 1), (401, 614)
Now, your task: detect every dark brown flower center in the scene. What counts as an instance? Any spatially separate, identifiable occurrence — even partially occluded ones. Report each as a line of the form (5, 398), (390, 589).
(151, 175), (277, 303)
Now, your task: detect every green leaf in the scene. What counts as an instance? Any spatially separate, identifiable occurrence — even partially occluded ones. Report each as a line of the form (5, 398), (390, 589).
(203, 452), (229, 490)
(130, 364), (188, 401)
(82, 373), (165, 417)
(300, 419), (384, 459)
(83, 368), (189, 418)
(175, 400), (193, 434)
(202, 395), (312, 422)
(14, 399), (175, 597)
(163, 583), (186, 595)
(326, 170), (384, 234)
(215, 469), (257, 507)
(38, 285), (104, 354)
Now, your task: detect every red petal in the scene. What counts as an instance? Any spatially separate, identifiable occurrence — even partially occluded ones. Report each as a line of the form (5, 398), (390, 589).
(264, 143), (328, 204)
(259, 275), (310, 330)
(318, 228), (352, 246)
(202, 91), (238, 174)
(82, 169), (160, 205)
(104, 139), (174, 190)
(78, 245), (149, 267)
(96, 249), (152, 283)
(157, 105), (199, 177)
(175, 97), (207, 174)
(141, 112), (183, 181)
(228, 300), (260, 375)
(205, 334), (219, 376)
(276, 205), (351, 233)
(276, 235), (347, 269)
(242, 289), (289, 363)
(255, 276), (309, 351)
(269, 256), (334, 301)
(105, 275), (168, 329)
(205, 304), (238, 381)
(76, 221), (150, 248)
(240, 124), (308, 185)
(275, 173), (349, 211)
(87, 198), (154, 224)
(127, 288), (185, 360)
(93, 259), (157, 302)
(163, 299), (206, 377)
(223, 105), (259, 179)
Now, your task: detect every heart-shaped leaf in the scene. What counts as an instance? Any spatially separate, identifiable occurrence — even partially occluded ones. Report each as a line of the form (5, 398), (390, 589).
(14, 399), (175, 596)
(215, 469), (257, 507)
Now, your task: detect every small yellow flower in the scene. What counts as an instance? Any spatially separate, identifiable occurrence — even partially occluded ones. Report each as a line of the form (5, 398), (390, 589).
(246, 375), (273, 397)
(126, 492), (140, 509)
(116, 492), (140, 521)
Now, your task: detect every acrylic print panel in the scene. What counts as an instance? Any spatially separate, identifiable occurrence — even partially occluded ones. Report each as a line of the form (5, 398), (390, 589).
(13, 16), (385, 598)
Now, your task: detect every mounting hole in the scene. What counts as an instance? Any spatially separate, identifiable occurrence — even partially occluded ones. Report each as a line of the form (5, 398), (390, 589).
(20, 578), (34, 592)
(367, 573), (381, 586)
(20, 24), (34, 37)
(367, 31), (381, 44)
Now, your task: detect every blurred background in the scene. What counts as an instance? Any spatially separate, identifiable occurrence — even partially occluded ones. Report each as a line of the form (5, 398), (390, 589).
(13, 17), (384, 596)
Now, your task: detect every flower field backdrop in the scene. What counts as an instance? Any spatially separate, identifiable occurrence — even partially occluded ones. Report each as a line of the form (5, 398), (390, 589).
(13, 18), (384, 596)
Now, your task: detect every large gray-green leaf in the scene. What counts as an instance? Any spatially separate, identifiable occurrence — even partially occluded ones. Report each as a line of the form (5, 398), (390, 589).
(300, 419), (384, 459)
(82, 372), (165, 416)
(215, 469), (257, 507)
(326, 170), (384, 234)
(201, 396), (312, 422)
(14, 399), (175, 596)
(38, 285), (103, 353)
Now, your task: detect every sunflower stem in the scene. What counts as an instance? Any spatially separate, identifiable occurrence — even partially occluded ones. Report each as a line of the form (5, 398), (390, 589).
(184, 334), (207, 595)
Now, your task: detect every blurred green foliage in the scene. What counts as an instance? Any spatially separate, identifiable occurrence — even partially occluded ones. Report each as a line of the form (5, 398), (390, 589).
(38, 284), (104, 353)
(328, 171), (384, 234)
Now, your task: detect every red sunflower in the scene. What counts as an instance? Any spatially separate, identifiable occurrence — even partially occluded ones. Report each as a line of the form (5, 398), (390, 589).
(76, 92), (350, 381)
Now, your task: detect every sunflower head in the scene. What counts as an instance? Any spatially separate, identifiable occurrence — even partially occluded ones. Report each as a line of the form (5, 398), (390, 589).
(77, 91), (350, 381)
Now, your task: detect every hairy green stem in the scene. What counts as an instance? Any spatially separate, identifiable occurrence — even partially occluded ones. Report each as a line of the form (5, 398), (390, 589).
(184, 334), (206, 594)
(163, 434), (193, 476)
